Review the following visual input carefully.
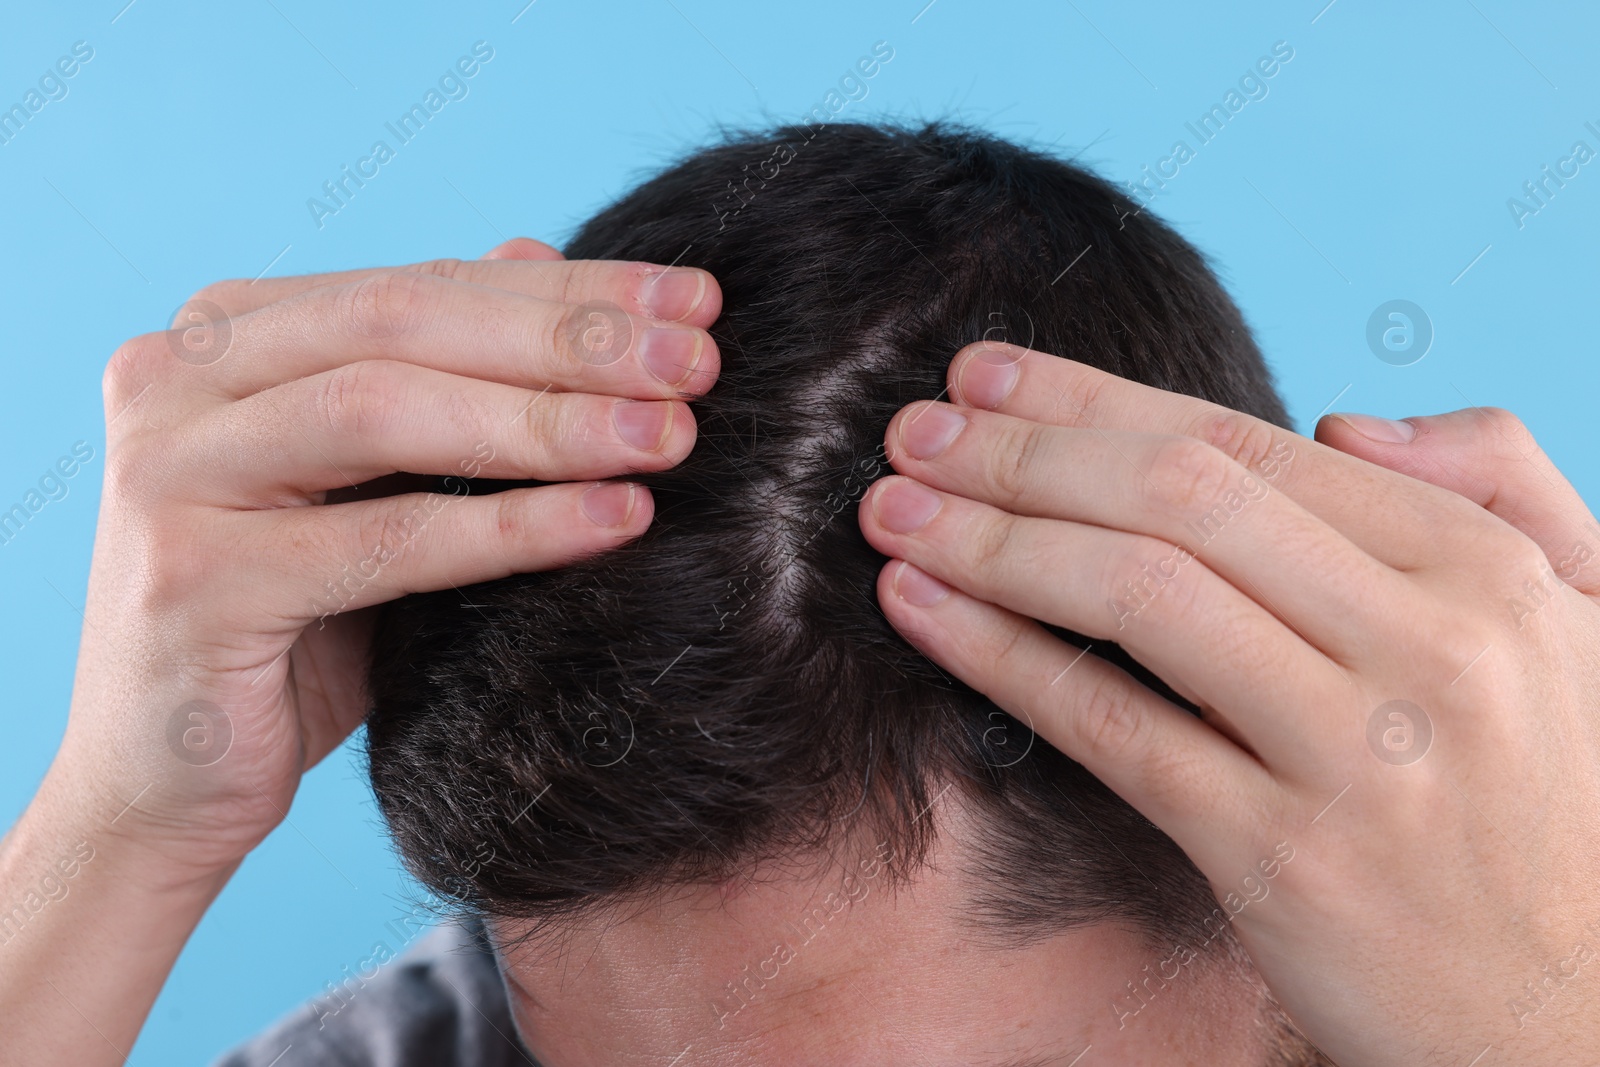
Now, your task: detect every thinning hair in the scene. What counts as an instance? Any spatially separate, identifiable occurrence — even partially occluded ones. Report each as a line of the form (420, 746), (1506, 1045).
(365, 121), (1291, 954)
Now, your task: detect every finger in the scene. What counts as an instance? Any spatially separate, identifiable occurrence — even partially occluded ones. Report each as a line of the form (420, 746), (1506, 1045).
(888, 401), (1404, 664)
(858, 475), (1351, 763)
(480, 237), (565, 261)
(947, 342), (1487, 571)
(178, 256), (721, 327)
(249, 480), (652, 622)
(187, 361), (694, 502)
(1317, 407), (1600, 597)
(875, 558), (1268, 871)
(181, 271), (720, 402)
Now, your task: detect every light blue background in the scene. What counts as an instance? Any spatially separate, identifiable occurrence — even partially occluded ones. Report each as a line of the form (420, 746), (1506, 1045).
(2, 0), (1595, 1062)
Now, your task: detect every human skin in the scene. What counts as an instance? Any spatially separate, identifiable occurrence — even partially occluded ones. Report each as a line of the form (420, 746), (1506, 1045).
(0, 238), (721, 1066)
(859, 340), (1600, 1065)
(492, 797), (1281, 1066)
(3, 237), (1594, 1065)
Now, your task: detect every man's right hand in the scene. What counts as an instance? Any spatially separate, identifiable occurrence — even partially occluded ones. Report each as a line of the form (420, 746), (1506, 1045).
(65, 237), (720, 883)
(0, 238), (720, 1066)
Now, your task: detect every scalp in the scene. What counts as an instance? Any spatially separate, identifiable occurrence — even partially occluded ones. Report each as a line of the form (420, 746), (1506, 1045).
(365, 121), (1291, 946)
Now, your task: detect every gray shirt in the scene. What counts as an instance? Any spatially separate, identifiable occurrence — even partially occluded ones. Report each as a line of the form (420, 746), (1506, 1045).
(211, 918), (537, 1067)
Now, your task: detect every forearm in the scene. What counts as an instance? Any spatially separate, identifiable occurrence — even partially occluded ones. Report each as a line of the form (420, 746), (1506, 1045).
(0, 760), (233, 1067)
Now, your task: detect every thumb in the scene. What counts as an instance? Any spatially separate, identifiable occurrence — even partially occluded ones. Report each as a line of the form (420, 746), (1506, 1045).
(1317, 408), (1600, 596)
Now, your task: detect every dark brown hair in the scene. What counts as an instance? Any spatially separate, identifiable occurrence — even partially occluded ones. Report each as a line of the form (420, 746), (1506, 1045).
(365, 120), (1290, 948)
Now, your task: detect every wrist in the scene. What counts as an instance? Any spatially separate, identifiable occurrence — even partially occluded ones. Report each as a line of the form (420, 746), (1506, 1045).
(1, 785), (234, 934)
(0, 756), (237, 1067)
(24, 743), (252, 896)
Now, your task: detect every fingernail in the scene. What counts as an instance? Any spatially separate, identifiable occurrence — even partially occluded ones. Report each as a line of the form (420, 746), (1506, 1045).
(1330, 412), (1416, 444)
(893, 560), (951, 607)
(582, 482), (637, 526)
(900, 403), (968, 460)
(956, 347), (1022, 409)
(638, 327), (702, 386)
(613, 400), (673, 451)
(640, 269), (706, 321)
(875, 478), (943, 534)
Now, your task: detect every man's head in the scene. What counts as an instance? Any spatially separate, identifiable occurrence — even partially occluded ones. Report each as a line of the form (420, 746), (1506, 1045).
(366, 121), (1321, 1064)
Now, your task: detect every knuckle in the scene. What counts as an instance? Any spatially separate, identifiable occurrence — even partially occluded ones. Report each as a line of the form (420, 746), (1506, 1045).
(1408, 601), (1499, 680)
(984, 614), (1035, 673)
(1191, 409), (1283, 478)
(101, 434), (164, 500)
(1054, 362), (1109, 424)
(1487, 532), (1557, 596)
(1124, 748), (1196, 815)
(969, 511), (1026, 582)
(1434, 622), (1502, 685)
(1477, 406), (1538, 456)
(555, 260), (612, 308)
(562, 395), (609, 451)
(513, 386), (554, 443)
(523, 390), (584, 457)
(1144, 436), (1234, 517)
(993, 420), (1050, 501)
(103, 333), (166, 408)
(314, 360), (404, 438)
(1099, 536), (1186, 611)
(488, 491), (537, 570)
(1502, 532), (1554, 580)
(1077, 372), (1121, 426)
(337, 271), (438, 342)
(1193, 604), (1273, 679)
(492, 490), (531, 545)
(552, 261), (586, 307)
(1068, 673), (1150, 765)
(186, 279), (246, 315)
(409, 257), (472, 283)
(1131, 551), (1210, 633)
(545, 303), (595, 374)
(349, 499), (424, 574)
